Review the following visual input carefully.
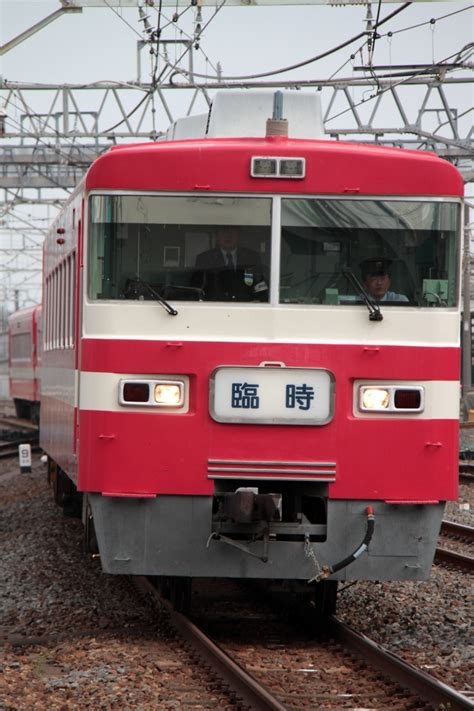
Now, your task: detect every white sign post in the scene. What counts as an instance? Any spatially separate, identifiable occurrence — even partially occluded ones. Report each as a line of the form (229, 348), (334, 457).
(18, 443), (32, 473)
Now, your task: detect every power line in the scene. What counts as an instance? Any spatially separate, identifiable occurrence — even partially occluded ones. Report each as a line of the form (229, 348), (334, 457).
(103, 0), (225, 133)
(168, 2), (412, 83)
(378, 4), (474, 39)
(326, 44), (472, 125)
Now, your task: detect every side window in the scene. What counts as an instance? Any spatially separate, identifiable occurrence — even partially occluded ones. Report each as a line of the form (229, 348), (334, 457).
(44, 252), (76, 351)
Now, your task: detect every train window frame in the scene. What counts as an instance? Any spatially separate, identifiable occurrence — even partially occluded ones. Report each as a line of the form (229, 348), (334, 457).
(87, 192), (273, 304)
(84, 192), (461, 311)
(278, 196), (461, 309)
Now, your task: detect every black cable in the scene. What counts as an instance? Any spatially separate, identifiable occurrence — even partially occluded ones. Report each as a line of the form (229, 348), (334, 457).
(157, 0), (226, 86)
(103, 2), (225, 134)
(326, 44), (472, 126)
(101, 91), (151, 134)
(168, 2), (412, 83)
(371, 0), (383, 59)
(379, 4), (473, 39)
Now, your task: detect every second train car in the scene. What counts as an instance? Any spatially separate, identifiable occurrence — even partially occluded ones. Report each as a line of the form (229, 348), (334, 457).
(8, 305), (42, 424)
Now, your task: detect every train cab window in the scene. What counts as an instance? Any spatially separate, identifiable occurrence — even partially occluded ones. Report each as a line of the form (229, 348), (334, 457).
(280, 199), (459, 308)
(88, 195), (271, 303)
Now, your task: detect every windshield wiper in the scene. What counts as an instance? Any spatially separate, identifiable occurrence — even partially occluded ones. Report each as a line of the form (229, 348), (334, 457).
(162, 283), (205, 300)
(342, 268), (383, 322)
(127, 277), (178, 316)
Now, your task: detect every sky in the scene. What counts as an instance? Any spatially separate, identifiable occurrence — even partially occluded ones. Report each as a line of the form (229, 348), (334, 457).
(2, 0), (472, 137)
(2, 1), (473, 80)
(0, 0), (473, 310)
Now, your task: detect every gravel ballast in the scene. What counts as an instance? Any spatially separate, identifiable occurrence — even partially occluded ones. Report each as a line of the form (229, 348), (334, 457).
(0, 447), (472, 708)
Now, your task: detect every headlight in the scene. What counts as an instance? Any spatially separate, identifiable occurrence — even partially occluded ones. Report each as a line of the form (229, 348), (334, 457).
(154, 382), (183, 406)
(360, 387), (390, 410)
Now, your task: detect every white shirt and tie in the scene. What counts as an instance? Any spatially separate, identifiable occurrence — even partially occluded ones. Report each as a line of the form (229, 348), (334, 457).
(222, 249), (237, 269)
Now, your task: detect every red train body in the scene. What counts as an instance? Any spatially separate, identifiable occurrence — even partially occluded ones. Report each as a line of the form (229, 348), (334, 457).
(8, 305), (42, 424)
(13, 93), (464, 602)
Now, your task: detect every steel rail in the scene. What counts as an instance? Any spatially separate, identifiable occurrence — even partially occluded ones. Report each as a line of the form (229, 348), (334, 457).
(134, 576), (287, 711)
(0, 416), (39, 432)
(330, 617), (473, 711)
(435, 546), (474, 572)
(441, 520), (474, 542)
(457, 460), (474, 483)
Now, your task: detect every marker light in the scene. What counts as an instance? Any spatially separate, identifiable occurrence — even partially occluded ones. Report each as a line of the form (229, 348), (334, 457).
(123, 382), (150, 403)
(361, 388), (390, 410)
(154, 382), (183, 406)
(119, 378), (186, 409)
(251, 156), (305, 179)
(280, 159), (305, 177)
(252, 158), (277, 176)
(394, 389), (422, 410)
(358, 385), (424, 413)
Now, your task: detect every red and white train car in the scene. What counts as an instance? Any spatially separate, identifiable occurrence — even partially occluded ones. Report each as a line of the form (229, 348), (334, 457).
(8, 305), (42, 424)
(39, 92), (463, 605)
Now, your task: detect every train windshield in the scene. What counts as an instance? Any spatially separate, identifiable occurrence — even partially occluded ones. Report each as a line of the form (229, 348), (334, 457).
(280, 199), (459, 307)
(88, 195), (459, 308)
(88, 195), (271, 302)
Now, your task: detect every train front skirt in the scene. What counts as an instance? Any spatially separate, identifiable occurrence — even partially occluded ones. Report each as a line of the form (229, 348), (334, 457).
(87, 494), (443, 581)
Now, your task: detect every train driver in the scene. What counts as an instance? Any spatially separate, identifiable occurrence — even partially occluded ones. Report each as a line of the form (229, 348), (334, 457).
(360, 258), (409, 303)
(193, 226), (268, 302)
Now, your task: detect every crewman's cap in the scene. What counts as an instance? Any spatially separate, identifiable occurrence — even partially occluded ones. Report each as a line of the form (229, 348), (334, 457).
(360, 257), (392, 278)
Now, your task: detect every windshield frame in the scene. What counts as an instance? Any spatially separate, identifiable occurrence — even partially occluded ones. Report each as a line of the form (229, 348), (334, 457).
(85, 190), (462, 310)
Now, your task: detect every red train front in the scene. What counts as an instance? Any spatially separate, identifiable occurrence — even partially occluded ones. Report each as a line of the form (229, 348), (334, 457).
(39, 92), (463, 598)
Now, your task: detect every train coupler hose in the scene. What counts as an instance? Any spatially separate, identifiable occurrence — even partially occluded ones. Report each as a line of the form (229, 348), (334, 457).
(307, 505), (375, 583)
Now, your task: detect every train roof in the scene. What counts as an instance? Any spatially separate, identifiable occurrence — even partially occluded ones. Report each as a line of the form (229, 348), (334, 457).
(8, 304), (41, 326)
(85, 136), (464, 197)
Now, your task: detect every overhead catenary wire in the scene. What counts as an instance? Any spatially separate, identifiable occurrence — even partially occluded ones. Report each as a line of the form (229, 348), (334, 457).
(156, 0), (226, 85)
(165, 4), (471, 86)
(168, 2), (412, 83)
(378, 4), (473, 40)
(102, 0), (226, 134)
(369, 0), (383, 62)
(325, 44), (473, 125)
(1, 0), (223, 191)
(106, 0), (222, 86)
(2, 3), (471, 153)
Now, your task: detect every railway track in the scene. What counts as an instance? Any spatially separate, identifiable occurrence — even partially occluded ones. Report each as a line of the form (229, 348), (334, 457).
(0, 416), (40, 460)
(134, 576), (473, 711)
(459, 461), (474, 484)
(436, 520), (474, 573)
(0, 439), (40, 460)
